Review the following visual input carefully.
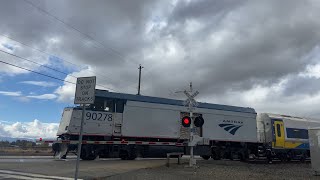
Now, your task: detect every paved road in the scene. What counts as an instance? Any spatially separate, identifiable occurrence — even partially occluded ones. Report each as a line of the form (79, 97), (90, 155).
(0, 156), (169, 179)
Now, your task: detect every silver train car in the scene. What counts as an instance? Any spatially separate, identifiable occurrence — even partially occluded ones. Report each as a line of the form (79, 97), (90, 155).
(52, 90), (320, 161)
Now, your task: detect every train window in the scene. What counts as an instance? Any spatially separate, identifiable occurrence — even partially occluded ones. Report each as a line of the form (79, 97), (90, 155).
(115, 100), (125, 113)
(276, 124), (281, 137)
(286, 128), (308, 139)
(104, 99), (115, 112)
(90, 97), (104, 111)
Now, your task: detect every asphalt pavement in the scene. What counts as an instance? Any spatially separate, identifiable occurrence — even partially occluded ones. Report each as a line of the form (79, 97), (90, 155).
(0, 156), (316, 180)
(0, 156), (169, 179)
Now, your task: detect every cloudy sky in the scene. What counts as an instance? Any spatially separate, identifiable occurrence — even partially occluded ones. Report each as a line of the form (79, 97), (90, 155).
(1, 0), (320, 139)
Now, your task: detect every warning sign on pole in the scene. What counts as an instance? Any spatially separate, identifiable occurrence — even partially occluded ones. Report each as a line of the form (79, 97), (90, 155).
(73, 76), (96, 180)
(74, 76), (96, 104)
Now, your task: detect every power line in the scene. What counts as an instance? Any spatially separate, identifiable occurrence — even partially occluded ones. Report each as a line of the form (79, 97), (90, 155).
(0, 34), (138, 91)
(0, 60), (76, 85)
(0, 50), (117, 91)
(0, 35), (135, 92)
(23, 0), (136, 66)
(0, 34), (80, 68)
(0, 0), (142, 92)
(0, 34), (118, 84)
(0, 49), (71, 77)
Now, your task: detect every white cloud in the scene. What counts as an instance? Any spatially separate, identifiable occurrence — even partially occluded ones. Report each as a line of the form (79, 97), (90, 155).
(0, 119), (59, 139)
(26, 94), (57, 100)
(0, 91), (48, 103)
(0, 37), (17, 53)
(0, 91), (22, 96)
(54, 67), (116, 103)
(15, 96), (31, 102)
(0, 90), (57, 100)
(0, 35), (50, 76)
(20, 81), (58, 87)
(301, 64), (320, 79)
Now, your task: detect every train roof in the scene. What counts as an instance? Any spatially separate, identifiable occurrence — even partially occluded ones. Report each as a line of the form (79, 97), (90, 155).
(95, 89), (256, 114)
(264, 113), (320, 123)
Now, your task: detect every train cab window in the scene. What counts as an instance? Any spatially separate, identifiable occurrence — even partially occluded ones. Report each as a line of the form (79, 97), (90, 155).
(276, 124), (281, 137)
(104, 99), (115, 112)
(115, 100), (125, 113)
(90, 97), (104, 111)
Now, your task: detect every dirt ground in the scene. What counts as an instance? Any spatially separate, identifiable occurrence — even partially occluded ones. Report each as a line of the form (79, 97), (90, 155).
(105, 159), (319, 180)
(0, 147), (52, 156)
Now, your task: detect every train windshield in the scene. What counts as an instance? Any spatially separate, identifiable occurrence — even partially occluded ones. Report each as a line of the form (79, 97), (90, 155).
(89, 97), (125, 113)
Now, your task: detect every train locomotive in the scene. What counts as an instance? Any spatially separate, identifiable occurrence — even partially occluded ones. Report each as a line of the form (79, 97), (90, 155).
(52, 89), (320, 161)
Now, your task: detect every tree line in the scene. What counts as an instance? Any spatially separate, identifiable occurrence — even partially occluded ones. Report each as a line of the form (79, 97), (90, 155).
(0, 140), (36, 148)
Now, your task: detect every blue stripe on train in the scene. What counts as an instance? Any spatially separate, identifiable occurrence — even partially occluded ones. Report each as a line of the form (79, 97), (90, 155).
(295, 143), (309, 149)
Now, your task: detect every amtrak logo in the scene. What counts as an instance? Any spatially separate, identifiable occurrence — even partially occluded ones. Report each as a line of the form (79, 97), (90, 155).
(219, 123), (243, 135)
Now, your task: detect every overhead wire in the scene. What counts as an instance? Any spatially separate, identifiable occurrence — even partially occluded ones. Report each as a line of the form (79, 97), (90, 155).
(0, 34), (135, 92)
(0, 34), (118, 84)
(0, 34), (82, 68)
(0, 60), (76, 85)
(23, 0), (137, 66)
(0, 49), (71, 77)
(1, 0), (144, 93)
(0, 50), (117, 91)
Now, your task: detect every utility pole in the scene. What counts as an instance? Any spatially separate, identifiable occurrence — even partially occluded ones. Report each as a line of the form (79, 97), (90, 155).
(137, 64), (143, 95)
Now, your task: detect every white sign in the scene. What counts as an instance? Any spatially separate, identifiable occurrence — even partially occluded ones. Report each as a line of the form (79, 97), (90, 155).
(190, 127), (197, 133)
(74, 76), (96, 104)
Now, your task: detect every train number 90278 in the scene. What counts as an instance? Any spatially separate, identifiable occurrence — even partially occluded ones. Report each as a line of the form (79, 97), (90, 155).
(85, 112), (112, 121)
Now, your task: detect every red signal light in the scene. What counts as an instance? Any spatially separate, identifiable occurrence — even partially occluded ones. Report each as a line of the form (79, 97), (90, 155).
(39, 138), (43, 141)
(182, 116), (191, 127)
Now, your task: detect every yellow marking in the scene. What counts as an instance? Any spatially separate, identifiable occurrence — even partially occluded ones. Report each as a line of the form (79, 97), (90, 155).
(272, 141), (303, 149)
(274, 121), (285, 148)
(284, 141), (303, 149)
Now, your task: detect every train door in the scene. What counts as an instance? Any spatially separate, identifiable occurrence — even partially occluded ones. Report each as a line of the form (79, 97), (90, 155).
(274, 120), (285, 148)
(113, 99), (125, 136)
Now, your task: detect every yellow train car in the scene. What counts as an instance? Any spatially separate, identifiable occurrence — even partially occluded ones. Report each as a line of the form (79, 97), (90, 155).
(257, 113), (320, 161)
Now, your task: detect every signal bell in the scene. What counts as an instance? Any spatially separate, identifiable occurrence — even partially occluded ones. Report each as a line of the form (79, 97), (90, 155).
(194, 116), (204, 127)
(182, 116), (191, 127)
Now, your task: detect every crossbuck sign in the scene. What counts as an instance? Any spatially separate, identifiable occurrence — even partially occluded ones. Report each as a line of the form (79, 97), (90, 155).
(183, 90), (199, 108)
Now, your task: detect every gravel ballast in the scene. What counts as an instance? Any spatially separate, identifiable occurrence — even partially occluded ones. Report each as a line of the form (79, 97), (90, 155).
(105, 160), (318, 180)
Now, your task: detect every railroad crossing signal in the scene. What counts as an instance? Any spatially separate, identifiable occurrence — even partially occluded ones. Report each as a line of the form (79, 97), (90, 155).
(182, 116), (191, 127)
(182, 116), (204, 128)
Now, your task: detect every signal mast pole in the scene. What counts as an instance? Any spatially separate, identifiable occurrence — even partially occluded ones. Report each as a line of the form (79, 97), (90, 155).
(189, 82), (195, 167)
(137, 64), (143, 95)
(180, 83), (203, 167)
(183, 82), (199, 167)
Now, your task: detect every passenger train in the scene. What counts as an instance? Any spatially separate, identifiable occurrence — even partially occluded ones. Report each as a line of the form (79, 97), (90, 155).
(52, 89), (320, 161)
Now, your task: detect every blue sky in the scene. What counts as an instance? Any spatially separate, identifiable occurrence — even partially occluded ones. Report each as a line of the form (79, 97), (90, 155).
(0, 42), (79, 112)
(0, 30), (105, 139)
(0, 54), (77, 118)
(0, 73), (69, 123)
